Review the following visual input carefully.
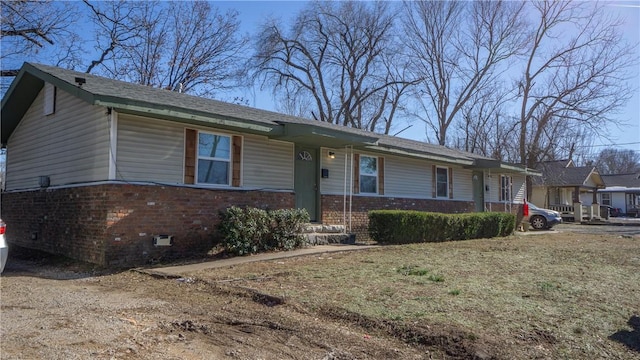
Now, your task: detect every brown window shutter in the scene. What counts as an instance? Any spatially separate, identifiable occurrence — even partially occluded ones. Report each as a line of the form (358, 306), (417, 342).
(448, 167), (454, 199)
(431, 165), (436, 198)
(232, 135), (242, 187)
(378, 157), (384, 195)
(184, 129), (196, 184)
(353, 153), (360, 194)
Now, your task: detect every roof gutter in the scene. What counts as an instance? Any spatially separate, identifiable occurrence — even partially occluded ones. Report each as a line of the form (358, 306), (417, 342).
(94, 99), (282, 135)
(364, 145), (475, 166)
(467, 159), (542, 176)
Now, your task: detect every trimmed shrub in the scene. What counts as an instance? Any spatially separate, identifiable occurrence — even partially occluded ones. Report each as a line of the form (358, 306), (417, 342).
(218, 206), (270, 255)
(218, 206), (310, 256)
(270, 208), (310, 250)
(368, 210), (515, 244)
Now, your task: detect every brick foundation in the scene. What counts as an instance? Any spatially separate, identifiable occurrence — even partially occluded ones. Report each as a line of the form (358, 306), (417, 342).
(1, 184), (294, 266)
(321, 195), (476, 240)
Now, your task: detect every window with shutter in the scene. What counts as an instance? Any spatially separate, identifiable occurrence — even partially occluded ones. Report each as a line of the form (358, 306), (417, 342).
(435, 167), (449, 198)
(185, 130), (242, 187)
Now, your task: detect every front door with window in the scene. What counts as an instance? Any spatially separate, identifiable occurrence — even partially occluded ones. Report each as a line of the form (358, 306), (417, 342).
(294, 146), (319, 222)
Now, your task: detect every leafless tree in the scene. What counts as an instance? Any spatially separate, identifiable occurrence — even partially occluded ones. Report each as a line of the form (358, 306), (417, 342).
(515, 1), (637, 169)
(592, 149), (640, 174)
(403, 0), (528, 145)
(454, 85), (515, 159)
(85, 1), (248, 97)
(1, 0), (78, 76)
(252, 1), (414, 134)
(83, 0), (146, 75)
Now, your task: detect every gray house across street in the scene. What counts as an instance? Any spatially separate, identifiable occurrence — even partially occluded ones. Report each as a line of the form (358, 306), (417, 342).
(1, 63), (537, 266)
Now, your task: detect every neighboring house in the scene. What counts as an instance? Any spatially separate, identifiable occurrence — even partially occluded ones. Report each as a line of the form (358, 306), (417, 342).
(600, 173), (640, 217)
(531, 159), (605, 221)
(1, 63), (537, 266)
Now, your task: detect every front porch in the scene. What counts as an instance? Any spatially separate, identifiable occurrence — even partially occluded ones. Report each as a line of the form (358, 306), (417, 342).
(542, 185), (606, 222)
(548, 204), (609, 222)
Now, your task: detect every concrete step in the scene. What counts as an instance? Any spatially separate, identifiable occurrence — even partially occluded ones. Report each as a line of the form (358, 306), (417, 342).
(302, 224), (345, 234)
(301, 224), (354, 245)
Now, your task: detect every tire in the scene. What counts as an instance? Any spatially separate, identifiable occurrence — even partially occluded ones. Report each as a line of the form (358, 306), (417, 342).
(530, 215), (547, 230)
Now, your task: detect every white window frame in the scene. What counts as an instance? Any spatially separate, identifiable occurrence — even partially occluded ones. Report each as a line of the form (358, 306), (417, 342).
(196, 131), (232, 186)
(500, 175), (512, 202)
(436, 166), (449, 198)
(359, 155), (378, 194)
(601, 193), (611, 206)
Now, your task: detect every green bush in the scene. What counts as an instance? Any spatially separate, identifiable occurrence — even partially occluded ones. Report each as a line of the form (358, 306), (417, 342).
(218, 206), (310, 256)
(368, 210), (515, 244)
(270, 208), (310, 250)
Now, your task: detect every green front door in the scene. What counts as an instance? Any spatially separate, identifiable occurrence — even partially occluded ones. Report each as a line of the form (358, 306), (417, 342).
(472, 171), (485, 212)
(294, 146), (319, 221)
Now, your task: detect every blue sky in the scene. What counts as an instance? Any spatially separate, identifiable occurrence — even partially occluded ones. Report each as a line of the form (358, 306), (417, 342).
(2, 0), (638, 154)
(214, 0), (640, 154)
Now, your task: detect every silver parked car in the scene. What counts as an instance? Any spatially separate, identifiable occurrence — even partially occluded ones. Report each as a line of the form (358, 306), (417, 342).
(527, 202), (563, 230)
(0, 219), (7, 273)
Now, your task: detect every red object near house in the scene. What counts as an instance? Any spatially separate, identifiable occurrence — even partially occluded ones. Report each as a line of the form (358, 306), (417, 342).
(523, 201), (529, 217)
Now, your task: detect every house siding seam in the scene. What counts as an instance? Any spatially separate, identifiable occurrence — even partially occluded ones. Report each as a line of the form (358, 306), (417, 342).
(1, 184), (295, 266)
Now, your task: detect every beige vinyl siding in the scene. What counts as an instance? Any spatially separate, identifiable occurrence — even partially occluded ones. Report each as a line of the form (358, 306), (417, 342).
(5, 86), (109, 190)
(117, 116), (293, 189)
(485, 173), (526, 203)
(530, 186), (546, 207)
(116, 114), (184, 183)
(452, 168), (473, 201)
(320, 148), (348, 194)
(243, 135), (293, 189)
(485, 174), (500, 203)
(384, 155), (430, 198)
(320, 149), (474, 201)
(584, 174), (598, 188)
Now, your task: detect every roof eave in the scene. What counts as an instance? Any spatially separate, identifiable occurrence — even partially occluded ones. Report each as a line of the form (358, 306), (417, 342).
(96, 99), (282, 135)
(467, 159), (542, 176)
(273, 123), (380, 147)
(1, 63), (96, 146)
(364, 145), (474, 166)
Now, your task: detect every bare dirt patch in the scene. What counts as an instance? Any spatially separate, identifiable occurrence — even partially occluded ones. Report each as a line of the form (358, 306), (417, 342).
(1, 229), (639, 359)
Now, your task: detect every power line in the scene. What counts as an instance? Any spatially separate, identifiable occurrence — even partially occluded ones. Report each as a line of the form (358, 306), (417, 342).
(577, 142), (640, 148)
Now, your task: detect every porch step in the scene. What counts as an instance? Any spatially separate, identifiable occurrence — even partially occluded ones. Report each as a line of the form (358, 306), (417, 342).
(302, 224), (355, 245)
(302, 224), (345, 234)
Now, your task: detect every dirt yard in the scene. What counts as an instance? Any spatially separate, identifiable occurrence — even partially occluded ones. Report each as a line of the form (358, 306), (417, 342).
(1, 225), (639, 359)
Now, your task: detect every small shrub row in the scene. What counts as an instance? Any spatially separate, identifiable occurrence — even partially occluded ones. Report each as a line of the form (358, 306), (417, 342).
(368, 210), (515, 244)
(218, 206), (310, 256)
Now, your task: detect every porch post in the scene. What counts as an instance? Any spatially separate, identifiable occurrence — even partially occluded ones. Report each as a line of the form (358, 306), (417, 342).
(591, 188), (600, 220)
(573, 186), (583, 222)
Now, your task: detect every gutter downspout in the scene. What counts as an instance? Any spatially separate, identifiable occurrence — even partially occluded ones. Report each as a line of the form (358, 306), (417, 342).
(343, 146), (347, 230)
(108, 108), (118, 180)
(343, 145), (354, 233)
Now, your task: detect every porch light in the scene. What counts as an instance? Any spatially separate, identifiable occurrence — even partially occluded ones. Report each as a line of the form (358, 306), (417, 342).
(328, 151), (335, 159)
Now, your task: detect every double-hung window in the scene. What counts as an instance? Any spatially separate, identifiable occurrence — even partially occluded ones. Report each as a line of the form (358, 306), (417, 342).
(500, 175), (512, 202)
(436, 167), (449, 198)
(601, 193), (611, 206)
(197, 132), (231, 185)
(359, 155), (378, 194)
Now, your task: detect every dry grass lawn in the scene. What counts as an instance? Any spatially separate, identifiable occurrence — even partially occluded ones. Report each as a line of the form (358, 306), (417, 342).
(193, 231), (640, 359)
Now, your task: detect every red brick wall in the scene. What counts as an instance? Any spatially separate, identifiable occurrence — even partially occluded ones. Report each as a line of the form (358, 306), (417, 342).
(321, 195), (476, 240)
(1, 184), (294, 266)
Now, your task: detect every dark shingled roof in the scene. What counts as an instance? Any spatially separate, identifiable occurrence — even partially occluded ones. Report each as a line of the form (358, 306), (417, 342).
(532, 160), (603, 187)
(2, 63), (533, 173)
